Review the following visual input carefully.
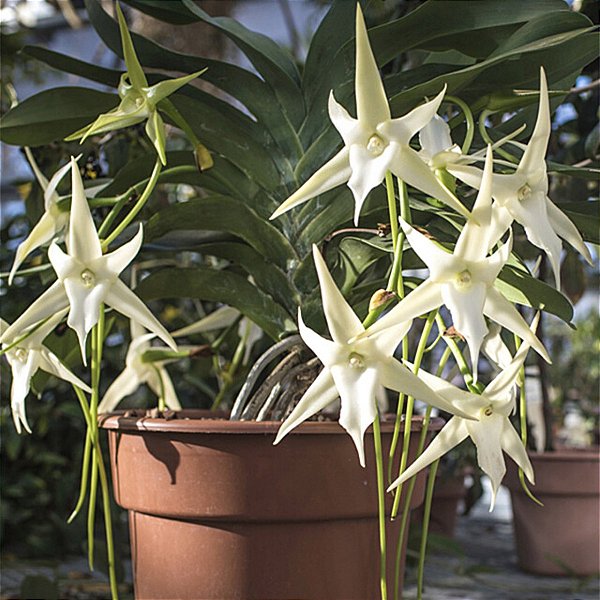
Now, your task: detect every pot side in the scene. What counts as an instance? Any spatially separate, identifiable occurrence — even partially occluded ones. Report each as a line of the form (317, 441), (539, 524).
(101, 411), (443, 600)
(504, 449), (600, 576)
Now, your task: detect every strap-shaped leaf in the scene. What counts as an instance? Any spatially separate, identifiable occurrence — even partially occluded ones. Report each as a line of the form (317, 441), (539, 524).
(145, 195), (297, 270)
(496, 265), (574, 324)
(121, 0), (198, 24)
(0, 87), (118, 146)
(136, 267), (296, 341)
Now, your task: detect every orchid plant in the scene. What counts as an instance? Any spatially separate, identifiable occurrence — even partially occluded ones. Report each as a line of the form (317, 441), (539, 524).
(1, 1), (597, 599)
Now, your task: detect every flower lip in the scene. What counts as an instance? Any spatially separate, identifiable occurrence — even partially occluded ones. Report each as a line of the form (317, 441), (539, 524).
(517, 183), (532, 201)
(14, 348), (28, 362)
(80, 269), (96, 288)
(348, 352), (365, 369)
(366, 134), (387, 156)
(455, 269), (472, 288)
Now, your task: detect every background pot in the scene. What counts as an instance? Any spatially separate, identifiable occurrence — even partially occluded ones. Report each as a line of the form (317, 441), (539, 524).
(504, 448), (600, 576)
(101, 410), (442, 600)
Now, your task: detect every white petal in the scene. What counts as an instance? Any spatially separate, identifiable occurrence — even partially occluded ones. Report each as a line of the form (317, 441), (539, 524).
(466, 412), (506, 510)
(469, 231), (512, 286)
(390, 146), (470, 218)
(312, 245), (364, 342)
(98, 367), (141, 413)
(105, 279), (177, 351)
(455, 145), (494, 261)
(38, 348), (92, 394)
(274, 369), (339, 445)
(171, 306), (240, 338)
(9, 212), (60, 285)
(9, 350), (40, 434)
(331, 363), (378, 467)
(382, 87), (446, 145)
(48, 241), (79, 281)
(441, 281), (488, 378)
(66, 158), (102, 262)
(368, 319), (411, 359)
(102, 224), (143, 276)
(270, 148), (351, 220)
(157, 368), (181, 410)
(400, 219), (457, 279)
(298, 309), (340, 367)
(419, 113), (453, 158)
(44, 158), (73, 210)
(546, 199), (593, 264)
(518, 67), (550, 178)
(378, 358), (475, 419)
(388, 417), (468, 490)
(328, 92), (361, 146)
(354, 4), (390, 128)
(483, 287), (549, 362)
(481, 322), (513, 371)
(0, 282), (68, 345)
(501, 421), (535, 485)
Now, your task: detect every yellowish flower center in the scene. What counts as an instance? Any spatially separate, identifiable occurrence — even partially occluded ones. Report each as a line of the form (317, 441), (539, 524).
(484, 406), (494, 417)
(80, 269), (96, 288)
(348, 352), (365, 369)
(455, 269), (472, 289)
(517, 183), (532, 201)
(14, 348), (28, 362)
(366, 134), (386, 157)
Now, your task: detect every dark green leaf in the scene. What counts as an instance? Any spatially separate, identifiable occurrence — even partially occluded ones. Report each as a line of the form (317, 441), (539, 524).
(0, 87), (117, 146)
(136, 267), (296, 340)
(121, 0), (198, 24)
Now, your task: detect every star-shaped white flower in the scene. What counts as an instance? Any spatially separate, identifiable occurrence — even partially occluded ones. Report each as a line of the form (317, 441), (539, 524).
(1, 313), (92, 434)
(274, 245), (475, 467)
(361, 146), (549, 377)
(418, 114), (464, 170)
(8, 156), (72, 285)
(448, 68), (592, 287)
(98, 322), (181, 413)
(1, 158), (176, 364)
(270, 5), (469, 226)
(388, 315), (540, 510)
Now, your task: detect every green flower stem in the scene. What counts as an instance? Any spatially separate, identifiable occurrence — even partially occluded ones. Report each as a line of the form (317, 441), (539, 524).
(100, 158), (162, 250)
(385, 171), (399, 251)
(417, 457), (440, 600)
(443, 95), (475, 154)
(391, 310), (438, 519)
(152, 365), (167, 412)
(373, 414), (388, 600)
(514, 336), (544, 506)
(478, 110), (519, 164)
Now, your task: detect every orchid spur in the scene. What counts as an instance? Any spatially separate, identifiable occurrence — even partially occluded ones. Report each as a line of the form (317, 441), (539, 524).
(274, 245), (475, 467)
(0, 158), (176, 364)
(1, 313), (92, 434)
(270, 4), (469, 226)
(65, 3), (205, 166)
(447, 67), (592, 288)
(388, 315), (541, 509)
(359, 146), (550, 377)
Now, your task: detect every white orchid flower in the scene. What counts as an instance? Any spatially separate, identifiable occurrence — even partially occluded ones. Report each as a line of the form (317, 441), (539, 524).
(274, 245), (475, 467)
(388, 315), (540, 510)
(8, 155), (72, 285)
(1, 158), (176, 364)
(1, 313), (91, 434)
(418, 114), (463, 170)
(271, 5), (469, 226)
(448, 68), (592, 288)
(361, 146), (549, 377)
(98, 321), (181, 413)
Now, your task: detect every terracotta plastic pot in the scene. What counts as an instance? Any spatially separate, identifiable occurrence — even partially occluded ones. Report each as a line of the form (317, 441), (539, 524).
(504, 449), (600, 576)
(100, 410), (443, 600)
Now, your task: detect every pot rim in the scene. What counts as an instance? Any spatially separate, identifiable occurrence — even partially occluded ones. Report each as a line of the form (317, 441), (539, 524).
(99, 409), (445, 435)
(527, 448), (600, 462)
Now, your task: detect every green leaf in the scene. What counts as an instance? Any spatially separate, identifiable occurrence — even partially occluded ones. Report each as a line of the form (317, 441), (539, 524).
(136, 267), (296, 340)
(145, 195), (297, 270)
(561, 200), (600, 245)
(121, 0), (198, 24)
(0, 87), (118, 146)
(496, 265), (574, 324)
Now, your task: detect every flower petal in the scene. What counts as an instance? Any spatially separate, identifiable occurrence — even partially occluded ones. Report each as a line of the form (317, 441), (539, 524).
(67, 158), (102, 262)
(483, 287), (549, 362)
(103, 224), (143, 275)
(38, 348), (92, 394)
(270, 148), (351, 220)
(298, 309), (339, 367)
(354, 4), (390, 129)
(116, 2), (148, 89)
(388, 417), (468, 491)
(501, 420), (535, 485)
(274, 369), (339, 445)
(171, 306), (240, 338)
(8, 350), (40, 434)
(419, 113), (454, 158)
(546, 199), (592, 264)
(331, 363), (378, 467)
(312, 245), (364, 342)
(104, 279), (177, 351)
(146, 71), (205, 106)
(98, 367), (141, 413)
(145, 110), (167, 165)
